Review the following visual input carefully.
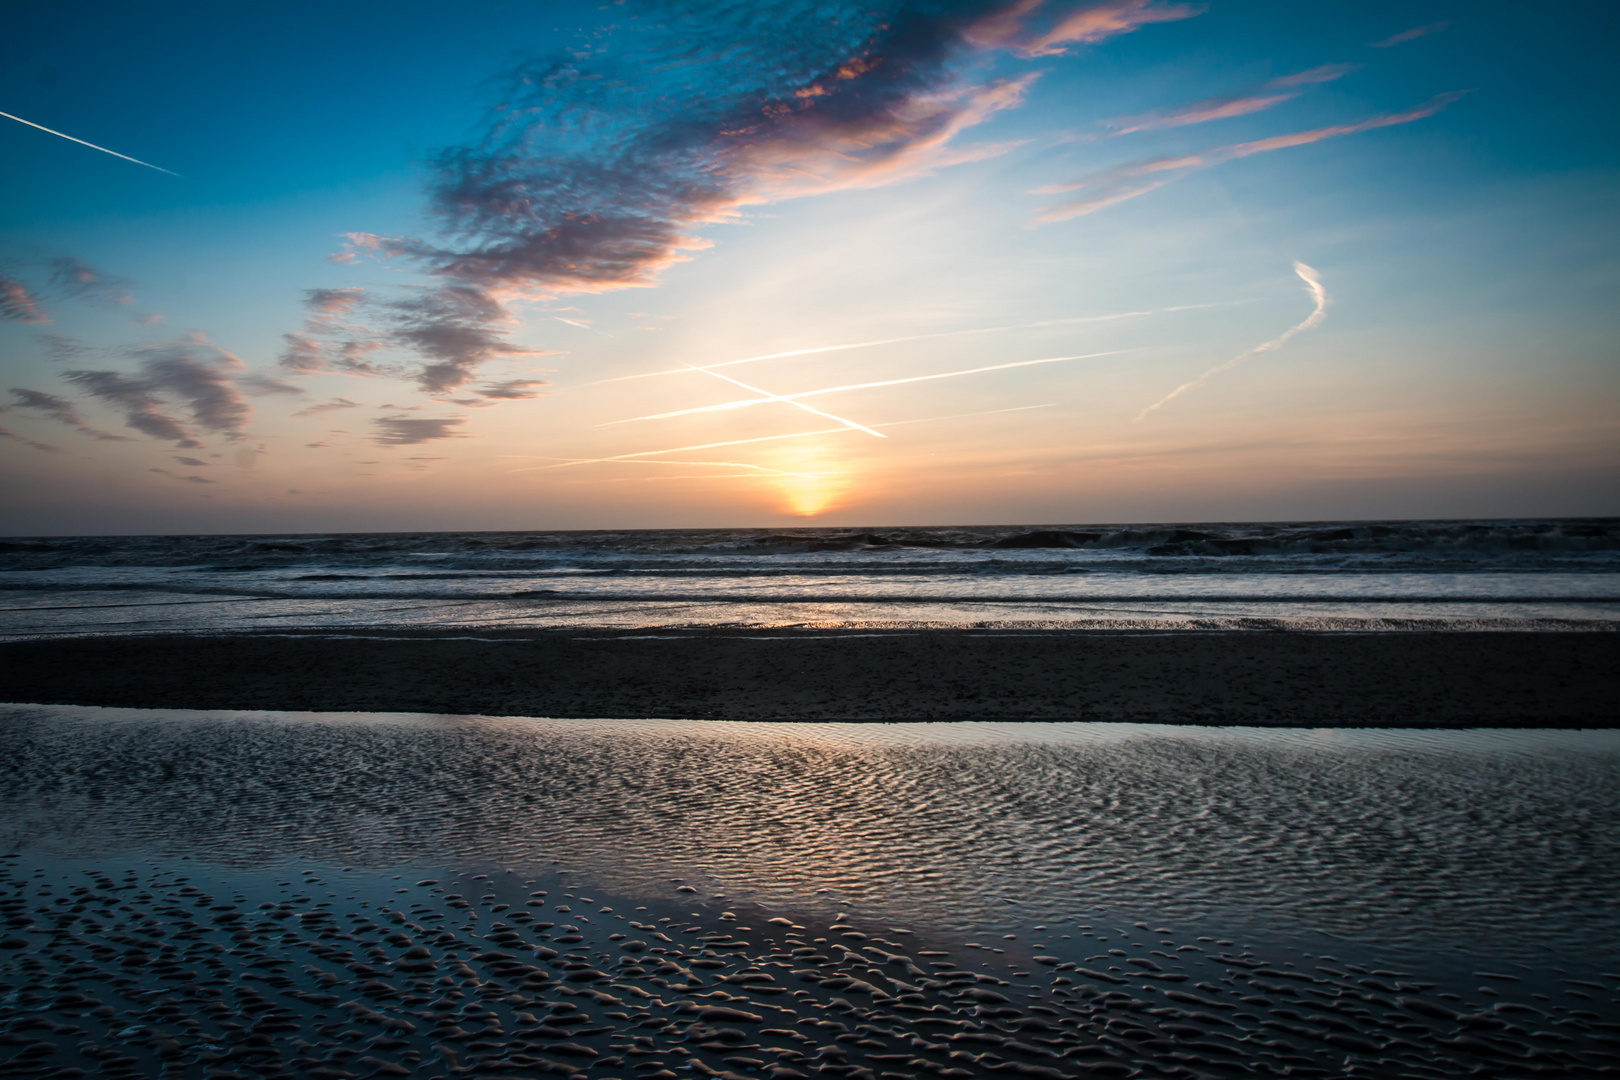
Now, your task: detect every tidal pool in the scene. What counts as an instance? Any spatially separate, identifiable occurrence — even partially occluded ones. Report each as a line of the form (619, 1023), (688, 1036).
(1, 707), (1616, 1078)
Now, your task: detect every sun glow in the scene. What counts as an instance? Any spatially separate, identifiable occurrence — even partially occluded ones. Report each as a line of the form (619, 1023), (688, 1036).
(771, 446), (848, 516)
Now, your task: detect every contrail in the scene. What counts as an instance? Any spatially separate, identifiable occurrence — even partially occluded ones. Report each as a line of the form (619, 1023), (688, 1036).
(682, 362), (886, 438)
(513, 403), (1057, 473)
(563, 458), (814, 477)
(510, 428), (852, 472)
(588, 304), (1212, 385)
(1, 110), (182, 177)
(602, 351), (1122, 427)
(584, 472), (795, 484)
(1136, 263), (1328, 421)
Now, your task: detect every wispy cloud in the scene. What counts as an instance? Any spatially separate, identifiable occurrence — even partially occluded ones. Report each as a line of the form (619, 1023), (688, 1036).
(304, 287), (366, 316)
(65, 333), (256, 448)
(372, 416), (468, 446)
(1037, 91), (1469, 222)
(49, 257), (133, 305)
(1007, 0), (1202, 57)
(37, 333), (90, 363)
(296, 0), (1196, 400)
(469, 378), (549, 401)
(0, 426), (58, 454)
(1137, 261), (1327, 420)
(269, 2), (1199, 411)
(0, 275), (50, 323)
(278, 282), (552, 394)
(1103, 63), (1356, 135)
(7, 388), (130, 441)
(147, 467), (214, 484)
(292, 397), (362, 418)
(1373, 22), (1447, 48)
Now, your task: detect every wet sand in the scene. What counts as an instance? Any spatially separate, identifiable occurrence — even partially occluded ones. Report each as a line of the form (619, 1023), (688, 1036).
(0, 628), (1616, 724)
(3, 709), (1618, 1078)
(4, 857), (1617, 1080)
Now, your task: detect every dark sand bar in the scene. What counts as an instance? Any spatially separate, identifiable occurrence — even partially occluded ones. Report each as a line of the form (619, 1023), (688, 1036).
(2, 628), (1615, 724)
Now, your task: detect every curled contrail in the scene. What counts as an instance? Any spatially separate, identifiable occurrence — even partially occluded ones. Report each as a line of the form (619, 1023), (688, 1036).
(603, 351), (1122, 427)
(514, 404), (1057, 473)
(1, 109), (182, 177)
(1136, 263), (1327, 421)
(588, 304), (1212, 385)
(682, 362), (886, 438)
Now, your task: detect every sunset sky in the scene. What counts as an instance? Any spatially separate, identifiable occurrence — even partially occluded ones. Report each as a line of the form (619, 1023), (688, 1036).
(2, 0), (1616, 534)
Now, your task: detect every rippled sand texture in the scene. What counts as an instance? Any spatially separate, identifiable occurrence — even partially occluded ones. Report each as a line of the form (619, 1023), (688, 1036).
(3, 710), (1619, 955)
(3, 861), (1619, 1080)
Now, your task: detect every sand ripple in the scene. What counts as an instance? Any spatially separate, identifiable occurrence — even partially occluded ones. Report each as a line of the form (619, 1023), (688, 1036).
(2, 708), (1618, 1078)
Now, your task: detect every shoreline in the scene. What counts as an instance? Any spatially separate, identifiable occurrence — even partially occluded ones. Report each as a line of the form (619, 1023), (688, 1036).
(1, 627), (1615, 726)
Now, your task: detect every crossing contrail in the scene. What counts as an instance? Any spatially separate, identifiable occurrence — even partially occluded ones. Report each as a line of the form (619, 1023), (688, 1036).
(512, 404), (1057, 473)
(1137, 263), (1328, 420)
(588, 304), (1212, 385)
(1, 110), (182, 177)
(602, 351), (1122, 427)
(682, 362), (886, 438)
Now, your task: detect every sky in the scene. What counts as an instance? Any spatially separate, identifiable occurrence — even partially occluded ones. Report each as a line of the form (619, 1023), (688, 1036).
(1, 0), (1616, 534)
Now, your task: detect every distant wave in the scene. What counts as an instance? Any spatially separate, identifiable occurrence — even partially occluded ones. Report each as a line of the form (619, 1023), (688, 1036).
(1, 519), (1615, 571)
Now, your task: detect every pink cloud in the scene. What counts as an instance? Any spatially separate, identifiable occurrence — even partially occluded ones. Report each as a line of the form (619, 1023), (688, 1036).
(0, 275), (49, 324)
(1373, 22), (1447, 48)
(1010, 0), (1204, 58)
(1037, 90), (1470, 223)
(1104, 64), (1357, 135)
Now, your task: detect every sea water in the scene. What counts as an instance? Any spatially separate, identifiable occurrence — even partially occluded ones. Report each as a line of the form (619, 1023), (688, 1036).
(1, 518), (1616, 637)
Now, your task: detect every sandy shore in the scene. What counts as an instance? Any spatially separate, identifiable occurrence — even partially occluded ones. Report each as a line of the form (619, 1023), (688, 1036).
(0, 628), (1614, 724)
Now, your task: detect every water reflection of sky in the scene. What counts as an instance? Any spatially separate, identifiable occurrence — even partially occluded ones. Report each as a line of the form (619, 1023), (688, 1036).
(4, 706), (1616, 970)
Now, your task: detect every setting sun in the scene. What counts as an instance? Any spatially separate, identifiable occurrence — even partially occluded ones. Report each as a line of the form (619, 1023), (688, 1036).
(772, 445), (848, 517)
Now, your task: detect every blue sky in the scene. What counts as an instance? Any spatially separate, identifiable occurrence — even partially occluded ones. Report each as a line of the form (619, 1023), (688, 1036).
(2, 0), (1616, 533)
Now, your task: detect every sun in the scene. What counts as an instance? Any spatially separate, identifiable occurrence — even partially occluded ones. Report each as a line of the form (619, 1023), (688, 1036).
(770, 447), (849, 517)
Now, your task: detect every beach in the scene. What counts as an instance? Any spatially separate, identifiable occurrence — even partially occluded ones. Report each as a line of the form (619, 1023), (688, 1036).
(3, 523), (1618, 1078)
(3, 709), (1619, 1079)
(1, 627), (1616, 725)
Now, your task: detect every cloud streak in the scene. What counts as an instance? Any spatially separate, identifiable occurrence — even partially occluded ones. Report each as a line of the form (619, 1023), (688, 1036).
(971, 0), (1203, 57)
(292, 396), (361, 418)
(7, 388), (130, 441)
(1136, 261), (1327, 420)
(0, 275), (50, 323)
(0, 426), (58, 454)
(279, 283), (553, 394)
(65, 333), (256, 448)
(49, 257), (133, 306)
(1373, 22), (1447, 48)
(1103, 63), (1356, 135)
(281, 2), (1198, 405)
(372, 416), (468, 446)
(1037, 91), (1469, 222)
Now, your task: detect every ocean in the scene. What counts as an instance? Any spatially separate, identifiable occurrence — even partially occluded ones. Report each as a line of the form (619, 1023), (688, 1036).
(2, 518), (1617, 637)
